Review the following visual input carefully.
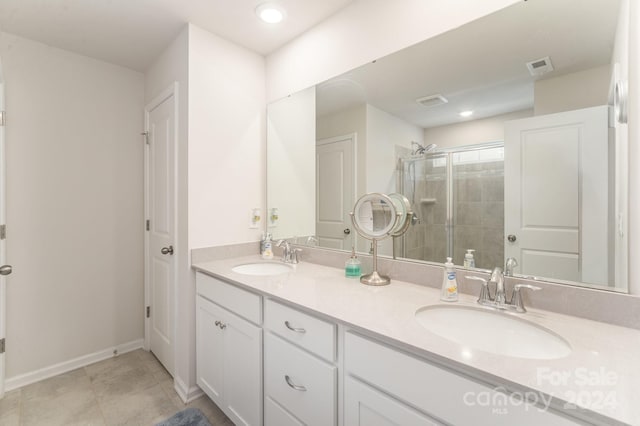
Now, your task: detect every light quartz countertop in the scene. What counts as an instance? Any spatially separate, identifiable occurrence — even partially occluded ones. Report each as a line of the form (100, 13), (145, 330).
(193, 255), (640, 426)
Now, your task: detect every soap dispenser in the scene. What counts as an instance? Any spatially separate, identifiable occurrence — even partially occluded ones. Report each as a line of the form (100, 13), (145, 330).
(440, 257), (458, 302)
(262, 233), (274, 260)
(345, 247), (361, 278)
(463, 249), (475, 268)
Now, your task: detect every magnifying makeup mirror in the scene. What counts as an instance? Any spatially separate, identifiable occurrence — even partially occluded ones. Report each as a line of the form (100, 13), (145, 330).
(350, 193), (406, 286)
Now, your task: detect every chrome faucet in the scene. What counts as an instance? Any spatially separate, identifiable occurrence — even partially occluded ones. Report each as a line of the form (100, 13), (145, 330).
(466, 267), (541, 313)
(505, 257), (518, 276)
(489, 267), (506, 305)
(276, 239), (301, 264)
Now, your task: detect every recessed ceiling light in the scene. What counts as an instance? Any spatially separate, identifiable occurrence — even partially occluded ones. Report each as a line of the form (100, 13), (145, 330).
(256, 3), (285, 24)
(459, 110), (474, 118)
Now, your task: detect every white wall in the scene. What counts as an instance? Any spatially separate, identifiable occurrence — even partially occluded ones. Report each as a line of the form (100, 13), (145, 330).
(266, 0), (520, 102)
(0, 32), (144, 380)
(424, 109), (533, 148)
(534, 65), (611, 115)
(188, 24), (265, 249)
(366, 105), (422, 194)
(267, 87), (315, 240)
(144, 26), (192, 397)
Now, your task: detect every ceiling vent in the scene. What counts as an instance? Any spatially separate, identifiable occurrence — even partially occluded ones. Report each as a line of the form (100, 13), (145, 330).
(416, 94), (448, 108)
(526, 56), (554, 77)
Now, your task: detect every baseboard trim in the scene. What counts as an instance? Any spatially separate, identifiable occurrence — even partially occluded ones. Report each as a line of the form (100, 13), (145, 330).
(174, 376), (203, 403)
(4, 338), (144, 391)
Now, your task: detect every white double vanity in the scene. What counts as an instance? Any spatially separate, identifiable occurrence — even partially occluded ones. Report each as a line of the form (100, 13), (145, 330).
(193, 256), (640, 426)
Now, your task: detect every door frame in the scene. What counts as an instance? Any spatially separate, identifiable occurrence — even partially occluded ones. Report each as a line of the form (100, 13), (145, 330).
(0, 57), (6, 398)
(143, 82), (179, 366)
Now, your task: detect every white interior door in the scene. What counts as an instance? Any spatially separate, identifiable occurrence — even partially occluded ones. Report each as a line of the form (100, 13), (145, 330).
(316, 135), (355, 250)
(145, 85), (177, 376)
(0, 58), (10, 398)
(504, 106), (609, 285)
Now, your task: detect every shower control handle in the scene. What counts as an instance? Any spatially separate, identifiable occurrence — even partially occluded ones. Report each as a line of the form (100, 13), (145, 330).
(507, 234), (517, 243)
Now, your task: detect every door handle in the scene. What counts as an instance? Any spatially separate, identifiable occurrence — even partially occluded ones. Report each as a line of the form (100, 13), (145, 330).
(0, 265), (12, 276)
(161, 246), (174, 255)
(344, 228), (351, 235)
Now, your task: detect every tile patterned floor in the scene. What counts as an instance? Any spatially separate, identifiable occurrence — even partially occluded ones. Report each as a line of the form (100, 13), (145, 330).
(0, 349), (232, 426)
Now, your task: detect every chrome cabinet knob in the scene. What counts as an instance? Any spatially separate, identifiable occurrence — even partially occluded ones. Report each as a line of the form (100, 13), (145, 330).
(344, 228), (351, 235)
(0, 265), (12, 276)
(507, 234), (517, 243)
(161, 246), (174, 255)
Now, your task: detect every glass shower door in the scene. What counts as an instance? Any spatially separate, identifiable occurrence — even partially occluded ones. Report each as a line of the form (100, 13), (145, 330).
(399, 154), (449, 263)
(451, 145), (504, 269)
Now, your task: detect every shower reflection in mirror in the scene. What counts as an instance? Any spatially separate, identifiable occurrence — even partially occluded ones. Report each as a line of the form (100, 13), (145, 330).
(397, 142), (504, 270)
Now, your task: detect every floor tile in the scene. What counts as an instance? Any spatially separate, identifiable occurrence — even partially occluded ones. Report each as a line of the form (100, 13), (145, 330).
(98, 383), (176, 426)
(4, 349), (231, 426)
(0, 389), (21, 426)
(21, 380), (104, 426)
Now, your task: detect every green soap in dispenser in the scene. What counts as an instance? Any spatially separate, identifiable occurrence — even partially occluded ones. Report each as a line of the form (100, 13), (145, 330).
(345, 246), (361, 278)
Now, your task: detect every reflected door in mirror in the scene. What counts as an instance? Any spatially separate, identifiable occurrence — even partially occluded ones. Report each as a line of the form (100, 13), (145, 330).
(316, 135), (355, 249)
(505, 106), (610, 286)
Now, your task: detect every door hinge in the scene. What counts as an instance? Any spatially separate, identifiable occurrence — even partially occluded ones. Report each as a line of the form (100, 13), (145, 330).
(146, 306), (150, 318)
(0, 111), (5, 127)
(141, 131), (149, 144)
(0, 338), (5, 354)
(146, 220), (150, 231)
(0, 225), (5, 240)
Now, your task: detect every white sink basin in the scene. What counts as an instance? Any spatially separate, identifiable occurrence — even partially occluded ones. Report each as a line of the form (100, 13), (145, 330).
(415, 305), (571, 360)
(231, 262), (293, 276)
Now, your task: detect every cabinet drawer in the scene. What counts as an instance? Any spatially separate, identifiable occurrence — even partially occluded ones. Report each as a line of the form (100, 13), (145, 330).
(265, 397), (304, 426)
(264, 299), (336, 361)
(345, 332), (581, 426)
(196, 272), (261, 324)
(265, 333), (336, 426)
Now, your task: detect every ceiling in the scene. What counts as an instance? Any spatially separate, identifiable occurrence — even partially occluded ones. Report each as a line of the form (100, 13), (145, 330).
(316, 0), (621, 129)
(0, 0), (354, 71)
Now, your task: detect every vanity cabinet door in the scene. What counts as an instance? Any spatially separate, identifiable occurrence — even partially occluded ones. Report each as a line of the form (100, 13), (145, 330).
(196, 295), (263, 426)
(196, 295), (225, 403)
(345, 376), (443, 426)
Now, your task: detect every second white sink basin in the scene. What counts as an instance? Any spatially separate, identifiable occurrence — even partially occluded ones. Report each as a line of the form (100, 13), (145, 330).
(232, 262), (293, 276)
(415, 305), (571, 360)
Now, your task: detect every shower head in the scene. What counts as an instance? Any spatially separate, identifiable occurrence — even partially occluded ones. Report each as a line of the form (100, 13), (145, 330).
(411, 142), (438, 155)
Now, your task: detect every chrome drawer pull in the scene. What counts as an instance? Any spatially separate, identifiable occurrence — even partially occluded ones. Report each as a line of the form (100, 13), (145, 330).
(284, 321), (306, 333)
(285, 375), (307, 392)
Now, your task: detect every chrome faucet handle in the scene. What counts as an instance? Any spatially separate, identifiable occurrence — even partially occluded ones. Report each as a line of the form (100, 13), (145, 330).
(290, 248), (302, 264)
(276, 239), (291, 262)
(465, 276), (491, 304)
(511, 284), (541, 313)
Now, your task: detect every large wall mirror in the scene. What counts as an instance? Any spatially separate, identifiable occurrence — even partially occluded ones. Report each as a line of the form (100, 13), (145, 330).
(267, 0), (630, 293)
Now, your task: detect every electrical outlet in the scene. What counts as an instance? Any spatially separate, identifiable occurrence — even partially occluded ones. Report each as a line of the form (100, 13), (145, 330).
(249, 208), (261, 229)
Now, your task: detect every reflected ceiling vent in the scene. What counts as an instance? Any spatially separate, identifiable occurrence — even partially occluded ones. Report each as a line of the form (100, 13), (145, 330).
(416, 94), (448, 108)
(526, 56), (554, 77)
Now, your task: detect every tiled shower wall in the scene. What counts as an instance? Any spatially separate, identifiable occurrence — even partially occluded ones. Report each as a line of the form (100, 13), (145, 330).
(452, 161), (504, 269)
